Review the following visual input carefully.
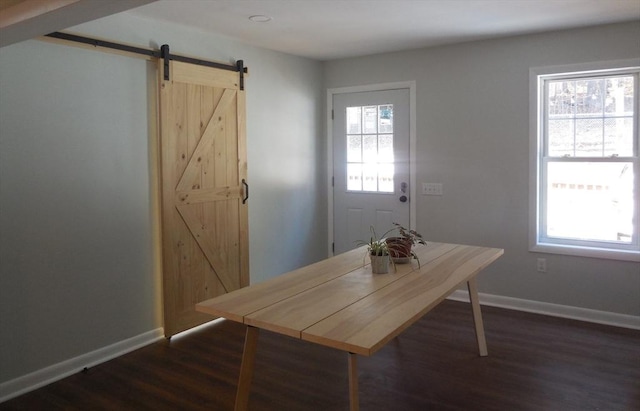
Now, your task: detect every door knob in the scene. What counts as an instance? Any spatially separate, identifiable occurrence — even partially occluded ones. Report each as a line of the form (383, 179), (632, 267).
(399, 195), (408, 203)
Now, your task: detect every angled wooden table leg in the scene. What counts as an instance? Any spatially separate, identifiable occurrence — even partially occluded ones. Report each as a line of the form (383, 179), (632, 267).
(467, 277), (488, 356)
(348, 353), (359, 411)
(235, 326), (259, 411)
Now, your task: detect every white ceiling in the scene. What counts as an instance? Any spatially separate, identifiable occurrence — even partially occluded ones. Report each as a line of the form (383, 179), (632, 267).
(129, 0), (640, 61)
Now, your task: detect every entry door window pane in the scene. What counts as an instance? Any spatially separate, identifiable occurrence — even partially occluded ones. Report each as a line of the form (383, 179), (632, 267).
(379, 134), (394, 162)
(378, 164), (395, 192)
(379, 105), (393, 133)
(345, 104), (394, 193)
(347, 163), (362, 191)
(363, 135), (377, 163)
(347, 135), (362, 162)
(347, 107), (362, 134)
(363, 106), (377, 134)
(362, 163), (377, 191)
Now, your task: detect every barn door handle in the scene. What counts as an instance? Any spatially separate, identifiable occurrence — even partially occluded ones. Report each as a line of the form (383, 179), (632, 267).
(242, 179), (249, 204)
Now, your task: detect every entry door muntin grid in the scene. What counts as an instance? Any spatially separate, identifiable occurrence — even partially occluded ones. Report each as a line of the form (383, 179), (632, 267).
(346, 104), (395, 193)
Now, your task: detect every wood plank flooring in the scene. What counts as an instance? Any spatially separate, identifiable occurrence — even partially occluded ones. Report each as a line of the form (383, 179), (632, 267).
(2, 300), (639, 410)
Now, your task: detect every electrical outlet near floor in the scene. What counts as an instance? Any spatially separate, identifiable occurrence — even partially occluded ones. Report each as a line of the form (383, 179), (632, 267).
(537, 258), (547, 273)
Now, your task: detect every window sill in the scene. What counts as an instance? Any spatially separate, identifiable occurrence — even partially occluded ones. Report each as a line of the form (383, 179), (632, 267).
(531, 243), (640, 262)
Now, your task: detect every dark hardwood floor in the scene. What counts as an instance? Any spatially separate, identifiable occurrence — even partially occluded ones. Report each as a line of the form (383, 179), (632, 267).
(2, 300), (639, 410)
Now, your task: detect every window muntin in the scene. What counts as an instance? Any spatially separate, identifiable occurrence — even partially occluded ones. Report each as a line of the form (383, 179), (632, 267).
(536, 68), (639, 258)
(346, 104), (394, 193)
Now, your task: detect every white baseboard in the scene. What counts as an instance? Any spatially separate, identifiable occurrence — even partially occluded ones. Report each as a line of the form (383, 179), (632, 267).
(447, 290), (640, 330)
(0, 328), (164, 403)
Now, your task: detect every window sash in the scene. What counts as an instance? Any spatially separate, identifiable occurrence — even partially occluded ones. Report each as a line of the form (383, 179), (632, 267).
(543, 73), (637, 158)
(539, 157), (639, 251)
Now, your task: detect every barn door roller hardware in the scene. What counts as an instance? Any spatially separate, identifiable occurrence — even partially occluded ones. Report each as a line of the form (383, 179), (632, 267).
(160, 44), (170, 81)
(44, 32), (248, 89)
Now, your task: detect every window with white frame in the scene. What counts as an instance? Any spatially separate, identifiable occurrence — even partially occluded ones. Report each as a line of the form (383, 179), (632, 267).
(531, 63), (639, 261)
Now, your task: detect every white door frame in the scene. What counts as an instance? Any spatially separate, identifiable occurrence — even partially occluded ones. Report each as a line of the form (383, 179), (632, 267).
(327, 81), (417, 256)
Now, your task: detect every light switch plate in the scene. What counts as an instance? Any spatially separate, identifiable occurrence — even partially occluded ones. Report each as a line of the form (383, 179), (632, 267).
(422, 183), (443, 195)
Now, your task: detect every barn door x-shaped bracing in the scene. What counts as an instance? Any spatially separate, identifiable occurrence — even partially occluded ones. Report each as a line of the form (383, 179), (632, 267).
(158, 59), (249, 337)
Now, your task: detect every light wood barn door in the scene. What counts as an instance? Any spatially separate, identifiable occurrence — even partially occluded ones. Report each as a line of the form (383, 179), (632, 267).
(158, 60), (249, 337)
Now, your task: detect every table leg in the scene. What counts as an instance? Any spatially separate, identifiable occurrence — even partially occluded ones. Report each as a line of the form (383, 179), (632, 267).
(235, 326), (259, 411)
(348, 353), (359, 411)
(467, 277), (488, 357)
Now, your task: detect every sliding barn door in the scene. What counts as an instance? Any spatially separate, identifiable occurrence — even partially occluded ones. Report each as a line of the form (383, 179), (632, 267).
(158, 60), (249, 337)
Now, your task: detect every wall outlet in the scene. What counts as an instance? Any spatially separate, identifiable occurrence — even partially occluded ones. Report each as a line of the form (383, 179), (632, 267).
(422, 183), (443, 196)
(536, 258), (547, 273)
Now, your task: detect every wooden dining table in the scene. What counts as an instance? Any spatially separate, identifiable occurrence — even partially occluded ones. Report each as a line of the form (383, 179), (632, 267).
(196, 241), (504, 411)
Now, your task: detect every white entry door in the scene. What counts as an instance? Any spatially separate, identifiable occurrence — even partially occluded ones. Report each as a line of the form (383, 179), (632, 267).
(333, 88), (411, 255)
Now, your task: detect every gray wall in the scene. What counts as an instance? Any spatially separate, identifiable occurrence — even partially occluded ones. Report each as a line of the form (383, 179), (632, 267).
(0, 12), (326, 384)
(325, 21), (640, 316)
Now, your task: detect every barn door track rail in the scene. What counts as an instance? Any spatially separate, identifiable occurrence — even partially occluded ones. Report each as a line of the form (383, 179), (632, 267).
(45, 32), (247, 89)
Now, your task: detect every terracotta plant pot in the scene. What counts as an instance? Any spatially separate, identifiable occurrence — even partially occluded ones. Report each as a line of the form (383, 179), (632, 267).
(370, 254), (390, 274)
(386, 237), (412, 263)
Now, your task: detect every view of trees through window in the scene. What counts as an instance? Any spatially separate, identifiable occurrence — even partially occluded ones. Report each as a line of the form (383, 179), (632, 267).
(547, 76), (633, 156)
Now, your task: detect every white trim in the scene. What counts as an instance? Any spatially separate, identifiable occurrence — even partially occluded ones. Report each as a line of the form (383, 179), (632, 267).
(409, 84), (417, 228)
(327, 81), (417, 256)
(0, 328), (164, 403)
(447, 290), (640, 330)
(326, 88), (334, 256)
(531, 243), (640, 262)
(530, 59), (640, 78)
(528, 58), (640, 261)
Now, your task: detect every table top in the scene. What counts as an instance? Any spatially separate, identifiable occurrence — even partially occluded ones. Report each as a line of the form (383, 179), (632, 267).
(196, 242), (503, 356)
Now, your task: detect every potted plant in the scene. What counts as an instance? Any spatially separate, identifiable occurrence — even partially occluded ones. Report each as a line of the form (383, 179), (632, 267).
(356, 224), (426, 273)
(355, 226), (393, 274)
(385, 222), (426, 266)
